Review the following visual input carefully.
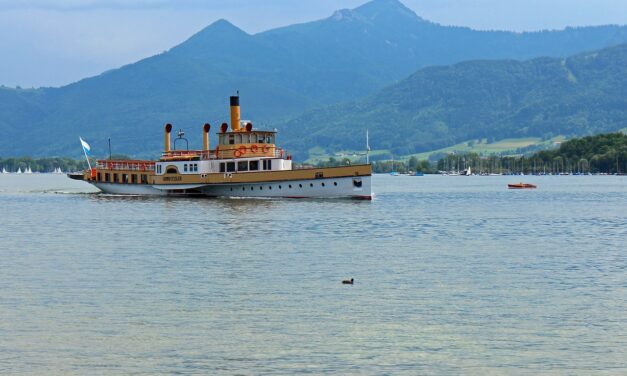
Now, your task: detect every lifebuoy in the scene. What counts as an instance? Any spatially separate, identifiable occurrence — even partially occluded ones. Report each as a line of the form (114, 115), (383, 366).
(239, 145), (247, 155)
(234, 150), (242, 158)
(263, 145), (270, 153)
(250, 144), (259, 153)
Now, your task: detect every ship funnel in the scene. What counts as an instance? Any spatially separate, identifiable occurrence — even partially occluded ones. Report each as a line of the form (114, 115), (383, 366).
(164, 123), (172, 152)
(203, 123), (211, 151)
(230, 95), (241, 131)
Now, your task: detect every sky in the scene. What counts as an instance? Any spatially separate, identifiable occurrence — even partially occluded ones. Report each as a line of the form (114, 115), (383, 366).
(1, 0), (626, 88)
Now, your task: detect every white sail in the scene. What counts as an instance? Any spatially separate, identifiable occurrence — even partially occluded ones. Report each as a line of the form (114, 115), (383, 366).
(17, 168), (22, 174)
(1, 167), (7, 174)
(25, 166), (33, 174)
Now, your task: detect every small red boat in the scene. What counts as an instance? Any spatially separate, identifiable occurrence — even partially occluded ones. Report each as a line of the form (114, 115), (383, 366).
(508, 183), (537, 189)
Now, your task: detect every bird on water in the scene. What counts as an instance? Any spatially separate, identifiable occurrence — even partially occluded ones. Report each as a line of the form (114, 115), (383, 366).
(342, 278), (354, 285)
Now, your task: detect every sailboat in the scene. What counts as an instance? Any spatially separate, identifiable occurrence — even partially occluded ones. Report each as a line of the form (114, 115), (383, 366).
(389, 157), (399, 176)
(16, 167), (22, 174)
(1, 167), (7, 174)
(53, 167), (63, 174)
(25, 166), (33, 174)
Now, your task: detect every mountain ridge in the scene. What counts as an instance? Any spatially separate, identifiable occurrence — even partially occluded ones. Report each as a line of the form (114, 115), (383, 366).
(1, 0), (627, 157)
(280, 43), (627, 158)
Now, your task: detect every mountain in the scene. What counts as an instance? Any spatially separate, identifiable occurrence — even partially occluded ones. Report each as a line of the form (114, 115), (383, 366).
(2, 0), (627, 157)
(280, 43), (627, 158)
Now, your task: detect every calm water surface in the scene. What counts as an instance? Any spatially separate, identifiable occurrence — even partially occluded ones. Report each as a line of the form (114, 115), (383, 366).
(0, 174), (625, 375)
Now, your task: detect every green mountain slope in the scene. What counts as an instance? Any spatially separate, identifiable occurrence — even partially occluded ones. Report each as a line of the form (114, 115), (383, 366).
(281, 44), (627, 159)
(2, 0), (627, 157)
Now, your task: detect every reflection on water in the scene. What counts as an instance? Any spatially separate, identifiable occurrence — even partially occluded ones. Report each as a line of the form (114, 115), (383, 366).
(0, 174), (626, 374)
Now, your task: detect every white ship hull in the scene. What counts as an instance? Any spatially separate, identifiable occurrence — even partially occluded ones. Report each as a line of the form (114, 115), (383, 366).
(201, 175), (371, 199)
(90, 175), (371, 199)
(92, 182), (168, 196)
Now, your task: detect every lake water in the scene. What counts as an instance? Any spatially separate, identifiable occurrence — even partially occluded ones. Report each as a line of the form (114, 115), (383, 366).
(0, 174), (625, 375)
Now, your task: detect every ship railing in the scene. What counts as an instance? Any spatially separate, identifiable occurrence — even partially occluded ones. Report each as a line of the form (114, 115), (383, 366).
(159, 147), (289, 160)
(96, 160), (156, 171)
(161, 150), (213, 160)
(211, 146), (287, 159)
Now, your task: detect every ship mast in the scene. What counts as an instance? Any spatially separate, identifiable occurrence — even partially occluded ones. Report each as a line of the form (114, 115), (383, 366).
(366, 129), (370, 164)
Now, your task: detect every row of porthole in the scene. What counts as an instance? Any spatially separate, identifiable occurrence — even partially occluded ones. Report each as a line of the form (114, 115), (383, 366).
(230, 181), (338, 192)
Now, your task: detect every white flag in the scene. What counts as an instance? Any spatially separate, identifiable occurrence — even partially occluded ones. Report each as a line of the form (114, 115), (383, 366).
(79, 137), (91, 156)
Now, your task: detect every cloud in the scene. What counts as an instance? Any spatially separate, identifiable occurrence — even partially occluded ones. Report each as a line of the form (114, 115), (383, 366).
(0, 0), (243, 11)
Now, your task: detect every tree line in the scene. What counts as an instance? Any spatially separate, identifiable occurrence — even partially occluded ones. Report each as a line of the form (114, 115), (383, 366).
(3, 133), (625, 174)
(314, 132), (627, 174)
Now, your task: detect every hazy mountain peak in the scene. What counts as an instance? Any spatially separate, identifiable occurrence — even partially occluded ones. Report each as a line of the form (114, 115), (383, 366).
(354, 0), (424, 22)
(172, 18), (249, 54)
(202, 19), (247, 35)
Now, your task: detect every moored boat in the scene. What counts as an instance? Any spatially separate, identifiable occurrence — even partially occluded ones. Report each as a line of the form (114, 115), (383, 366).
(507, 182), (537, 189)
(71, 95), (372, 199)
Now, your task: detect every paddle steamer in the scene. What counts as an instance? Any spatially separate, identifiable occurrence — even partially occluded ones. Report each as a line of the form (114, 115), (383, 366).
(70, 95), (372, 199)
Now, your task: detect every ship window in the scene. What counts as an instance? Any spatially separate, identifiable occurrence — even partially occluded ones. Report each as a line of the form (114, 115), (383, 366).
(131, 174), (138, 184)
(228, 135), (235, 145)
(237, 161), (248, 172)
(251, 187), (254, 190)
(278, 185), (282, 189)
(250, 160), (259, 171)
(194, 164), (198, 172)
(113, 174), (119, 183)
(258, 135), (265, 143)
(235, 134), (242, 144)
(266, 136), (274, 144)
(184, 164), (188, 172)
(310, 183), (313, 187)
(226, 162), (235, 172)
(220, 163), (226, 173)
(166, 167), (177, 174)
(353, 178), (362, 188)
(289, 185), (292, 189)
(262, 159), (273, 171)
(321, 182), (325, 187)
(259, 186), (263, 190)
(334, 182), (338, 186)
(105, 173), (110, 182)
(141, 174), (148, 184)
(269, 186), (272, 190)
(242, 187), (245, 191)
(97, 173), (102, 181)
(122, 174), (129, 184)
(299, 184), (302, 188)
